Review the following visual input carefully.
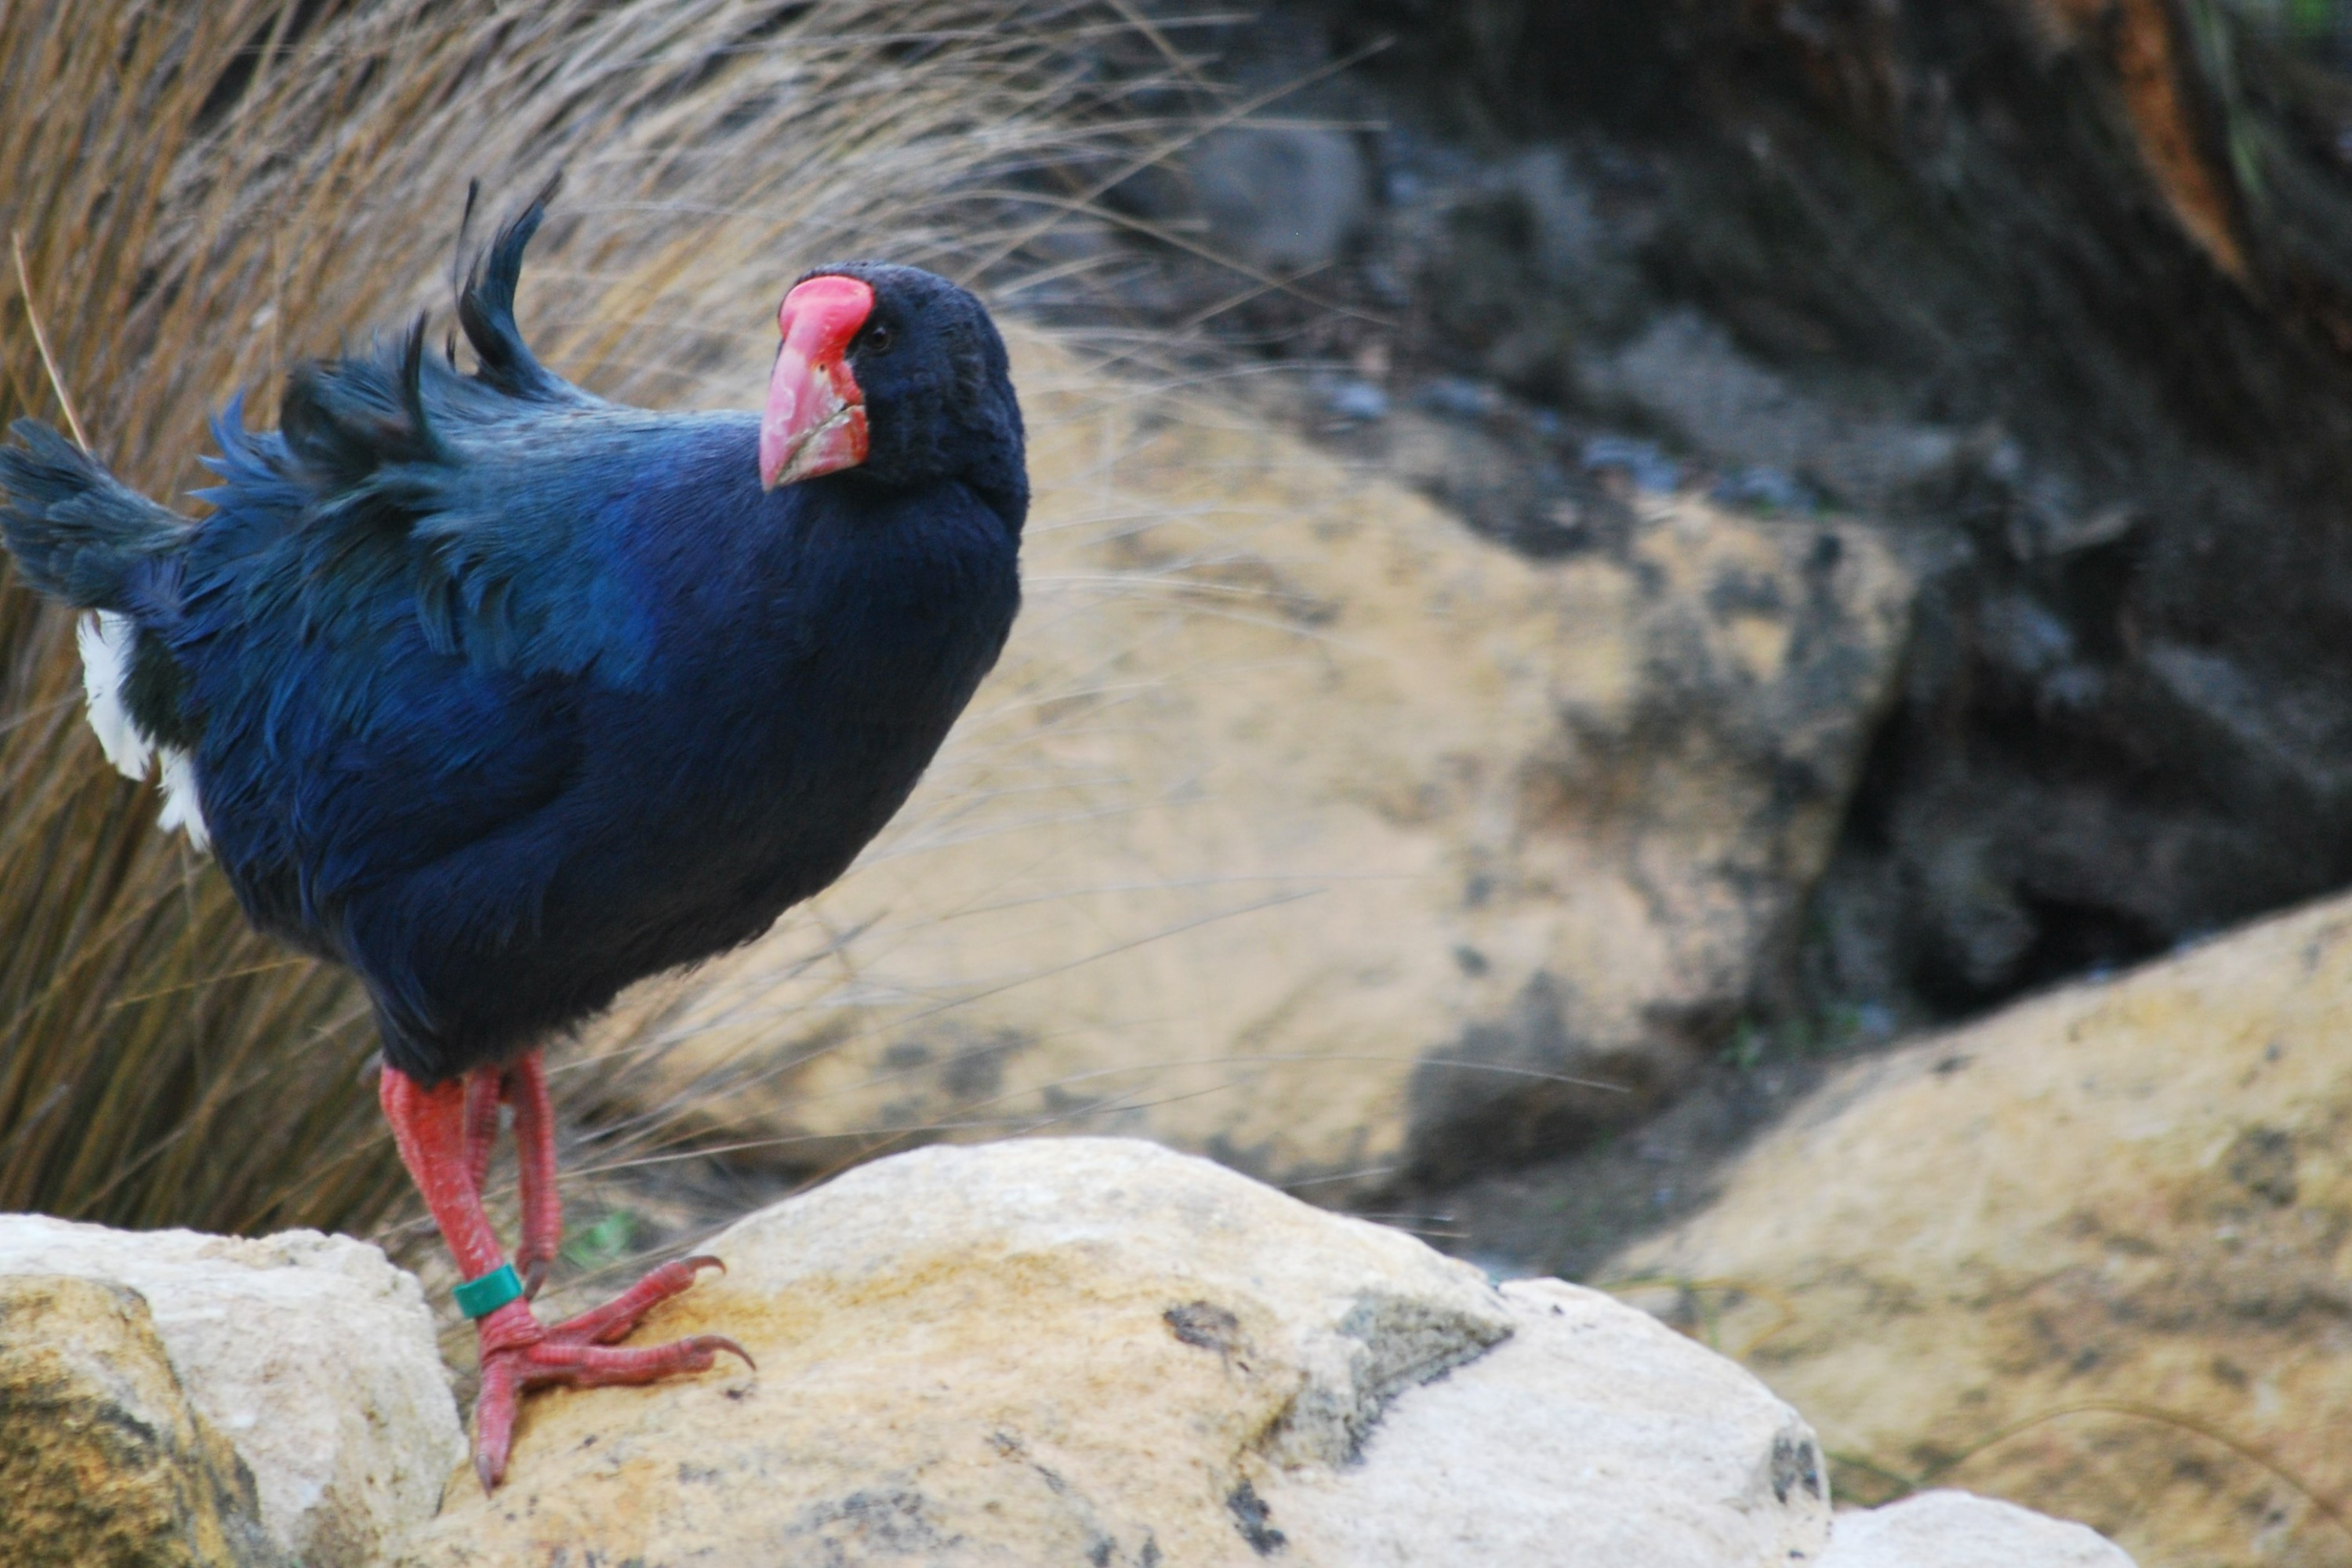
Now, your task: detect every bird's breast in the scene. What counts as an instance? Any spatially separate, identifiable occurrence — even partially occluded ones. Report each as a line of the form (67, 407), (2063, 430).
(592, 476), (1018, 868)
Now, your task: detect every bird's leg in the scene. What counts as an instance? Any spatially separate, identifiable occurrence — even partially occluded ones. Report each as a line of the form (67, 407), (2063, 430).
(378, 1064), (748, 1491)
(379, 1068), (531, 1312)
(493, 1050), (717, 1345)
(458, 1056), (557, 1294)
(462, 1067), (502, 1191)
(514, 1065), (731, 1345)
(502, 1051), (563, 1298)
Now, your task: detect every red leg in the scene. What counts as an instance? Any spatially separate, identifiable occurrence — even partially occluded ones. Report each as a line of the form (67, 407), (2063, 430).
(378, 1065), (748, 1491)
(380, 1069), (524, 1290)
(463, 1068), (502, 1191)
(503, 1050), (562, 1299)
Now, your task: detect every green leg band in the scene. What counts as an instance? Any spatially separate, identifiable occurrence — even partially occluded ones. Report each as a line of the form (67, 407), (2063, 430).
(453, 1262), (524, 1319)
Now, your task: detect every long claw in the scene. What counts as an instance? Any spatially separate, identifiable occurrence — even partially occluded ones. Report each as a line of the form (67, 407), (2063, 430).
(521, 1254), (549, 1300)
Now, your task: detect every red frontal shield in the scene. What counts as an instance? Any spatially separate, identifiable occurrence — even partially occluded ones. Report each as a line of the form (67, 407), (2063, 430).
(760, 275), (874, 489)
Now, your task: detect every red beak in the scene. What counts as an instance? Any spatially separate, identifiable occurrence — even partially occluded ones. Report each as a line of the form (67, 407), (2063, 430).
(760, 274), (875, 490)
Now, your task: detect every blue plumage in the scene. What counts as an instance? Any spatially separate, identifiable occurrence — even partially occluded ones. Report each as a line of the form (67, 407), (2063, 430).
(0, 201), (1025, 1083)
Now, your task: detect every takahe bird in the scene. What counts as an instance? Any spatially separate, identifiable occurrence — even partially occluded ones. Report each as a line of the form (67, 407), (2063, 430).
(0, 191), (1025, 1487)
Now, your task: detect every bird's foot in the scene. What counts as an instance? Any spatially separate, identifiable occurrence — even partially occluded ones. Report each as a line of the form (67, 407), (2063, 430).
(470, 1255), (750, 1490)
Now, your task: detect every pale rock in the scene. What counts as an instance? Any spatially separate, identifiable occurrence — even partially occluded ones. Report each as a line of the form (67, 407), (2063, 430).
(0, 1216), (463, 1566)
(1824, 1491), (2138, 1567)
(394, 1137), (1831, 1567)
(1608, 892), (2352, 1567)
(584, 336), (1914, 1196)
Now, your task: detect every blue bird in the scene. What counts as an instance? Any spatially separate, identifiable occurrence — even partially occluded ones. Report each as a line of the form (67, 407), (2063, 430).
(0, 189), (1025, 1487)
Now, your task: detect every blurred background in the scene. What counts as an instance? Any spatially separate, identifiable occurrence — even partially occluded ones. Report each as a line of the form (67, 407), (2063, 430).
(6, 2), (2352, 1563)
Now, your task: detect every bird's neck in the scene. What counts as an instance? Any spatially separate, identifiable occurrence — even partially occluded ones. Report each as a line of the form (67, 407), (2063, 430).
(959, 443), (1028, 538)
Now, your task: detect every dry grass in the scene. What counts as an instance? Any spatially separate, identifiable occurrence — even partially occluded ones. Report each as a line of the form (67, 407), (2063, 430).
(0, 0), (1200, 1236)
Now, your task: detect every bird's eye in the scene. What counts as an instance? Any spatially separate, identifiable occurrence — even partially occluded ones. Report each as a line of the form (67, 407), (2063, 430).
(862, 324), (894, 355)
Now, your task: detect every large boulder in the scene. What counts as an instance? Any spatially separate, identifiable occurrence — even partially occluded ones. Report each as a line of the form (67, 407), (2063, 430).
(395, 1137), (1832, 1566)
(0, 1218), (463, 1567)
(1607, 891), (2352, 1567)
(584, 339), (1914, 1193)
(0, 1274), (278, 1568)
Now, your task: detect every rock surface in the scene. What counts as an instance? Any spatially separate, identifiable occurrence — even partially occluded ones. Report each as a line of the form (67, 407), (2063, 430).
(0, 1217), (462, 1567)
(396, 1137), (1832, 1566)
(1189, 125), (1370, 273)
(1608, 891), (2352, 1567)
(1258, 1275), (1829, 1566)
(586, 338), (1914, 1194)
(0, 1274), (277, 1568)
(1823, 1490), (2138, 1568)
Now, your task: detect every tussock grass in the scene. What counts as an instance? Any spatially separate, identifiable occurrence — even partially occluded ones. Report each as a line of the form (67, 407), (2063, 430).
(0, 0), (1192, 1235)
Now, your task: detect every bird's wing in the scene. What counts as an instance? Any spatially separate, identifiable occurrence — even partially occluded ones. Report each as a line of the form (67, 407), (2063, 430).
(191, 181), (687, 688)
(177, 495), (590, 932)
(179, 186), (764, 944)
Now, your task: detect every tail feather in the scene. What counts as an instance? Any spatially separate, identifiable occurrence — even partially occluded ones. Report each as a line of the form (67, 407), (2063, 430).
(76, 611), (151, 776)
(0, 419), (190, 610)
(269, 180), (586, 502)
(279, 314), (448, 489)
(455, 172), (582, 405)
(1, 420), (209, 851)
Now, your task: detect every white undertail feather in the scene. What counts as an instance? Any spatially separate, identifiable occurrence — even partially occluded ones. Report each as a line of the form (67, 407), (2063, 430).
(77, 612), (150, 777)
(76, 611), (211, 852)
(155, 746), (211, 853)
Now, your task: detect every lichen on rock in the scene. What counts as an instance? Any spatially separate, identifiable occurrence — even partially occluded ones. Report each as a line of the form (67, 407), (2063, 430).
(0, 1274), (280, 1568)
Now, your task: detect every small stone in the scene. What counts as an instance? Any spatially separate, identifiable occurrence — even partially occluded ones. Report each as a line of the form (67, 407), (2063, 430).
(1581, 434), (1683, 493)
(1188, 126), (1369, 273)
(1712, 466), (1816, 514)
(1258, 1277), (1828, 1566)
(1417, 376), (1502, 418)
(1329, 380), (1389, 421)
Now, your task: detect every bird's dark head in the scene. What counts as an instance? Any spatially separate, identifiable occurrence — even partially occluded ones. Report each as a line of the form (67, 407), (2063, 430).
(759, 263), (1025, 528)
